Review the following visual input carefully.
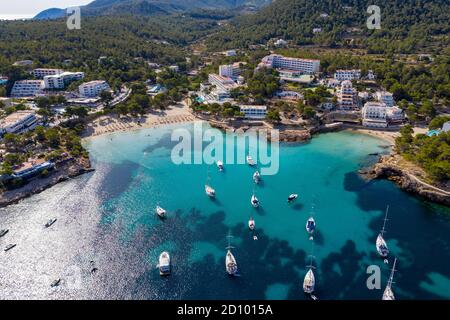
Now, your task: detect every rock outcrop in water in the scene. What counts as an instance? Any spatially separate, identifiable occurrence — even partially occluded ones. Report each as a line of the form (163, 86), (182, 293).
(365, 154), (450, 207)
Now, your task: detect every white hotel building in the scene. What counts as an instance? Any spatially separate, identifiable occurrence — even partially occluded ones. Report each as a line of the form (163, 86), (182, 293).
(10, 80), (44, 97)
(259, 54), (320, 74)
(32, 68), (64, 78)
(79, 80), (110, 97)
(0, 110), (38, 135)
(375, 91), (395, 107)
(44, 72), (85, 89)
(219, 63), (241, 79)
(334, 69), (361, 81)
(361, 102), (388, 128)
(239, 105), (267, 119)
(337, 80), (358, 110)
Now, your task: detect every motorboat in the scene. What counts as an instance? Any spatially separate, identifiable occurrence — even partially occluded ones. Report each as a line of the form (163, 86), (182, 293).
(4, 244), (16, 252)
(225, 250), (238, 276)
(246, 155), (255, 166)
(0, 229), (9, 238)
(51, 279), (61, 287)
(217, 161), (224, 171)
(248, 217), (255, 230)
(159, 251), (171, 276)
(156, 206), (166, 218)
(45, 219), (57, 228)
(205, 185), (216, 197)
(287, 194), (298, 202)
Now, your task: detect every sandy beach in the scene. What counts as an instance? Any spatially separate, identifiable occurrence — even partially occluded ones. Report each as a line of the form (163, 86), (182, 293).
(344, 127), (399, 145)
(82, 103), (196, 139)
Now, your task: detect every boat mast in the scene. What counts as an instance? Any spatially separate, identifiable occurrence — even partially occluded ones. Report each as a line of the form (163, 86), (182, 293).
(381, 205), (389, 236)
(226, 232), (234, 250)
(387, 257), (397, 289)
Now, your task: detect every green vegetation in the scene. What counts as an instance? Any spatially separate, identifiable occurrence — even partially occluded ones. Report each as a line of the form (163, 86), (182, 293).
(207, 0), (450, 54)
(395, 125), (450, 182)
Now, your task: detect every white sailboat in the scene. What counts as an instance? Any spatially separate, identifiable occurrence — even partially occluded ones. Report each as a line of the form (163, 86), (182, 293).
(251, 193), (259, 208)
(225, 234), (238, 276)
(306, 217), (316, 235)
(303, 244), (316, 295)
(246, 155), (255, 166)
(382, 258), (397, 300)
(156, 206), (166, 218)
(158, 251), (171, 276)
(248, 217), (255, 230)
(376, 206), (390, 259)
(253, 170), (261, 184)
(217, 160), (224, 172)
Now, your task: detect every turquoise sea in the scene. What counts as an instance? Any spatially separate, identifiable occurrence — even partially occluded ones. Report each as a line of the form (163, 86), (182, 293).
(0, 122), (449, 300)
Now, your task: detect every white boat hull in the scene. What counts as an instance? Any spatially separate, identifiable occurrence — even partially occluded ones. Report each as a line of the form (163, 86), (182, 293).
(303, 268), (315, 294)
(159, 251), (171, 276)
(376, 234), (389, 257)
(226, 250), (238, 275)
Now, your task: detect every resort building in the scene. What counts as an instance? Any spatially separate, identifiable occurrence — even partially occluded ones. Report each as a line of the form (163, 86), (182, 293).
(79, 80), (110, 97)
(258, 54), (320, 74)
(239, 105), (267, 119)
(336, 80), (358, 110)
(386, 106), (405, 125)
(375, 91), (395, 107)
(208, 74), (238, 93)
(219, 63), (241, 79)
(367, 70), (376, 80)
(275, 90), (303, 100)
(361, 102), (388, 128)
(44, 71), (85, 89)
(11, 159), (54, 180)
(0, 110), (38, 135)
(10, 80), (44, 97)
(334, 69), (361, 81)
(32, 68), (63, 79)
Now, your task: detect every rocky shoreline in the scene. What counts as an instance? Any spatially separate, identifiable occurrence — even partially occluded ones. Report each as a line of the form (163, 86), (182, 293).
(0, 158), (94, 208)
(362, 154), (450, 207)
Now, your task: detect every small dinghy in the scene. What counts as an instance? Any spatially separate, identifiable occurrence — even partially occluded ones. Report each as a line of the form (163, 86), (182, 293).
(4, 244), (16, 252)
(156, 206), (166, 218)
(382, 258), (397, 300)
(253, 171), (261, 184)
(376, 206), (390, 258)
(251, 194), (259, 208)
(45, 218), (57, 228)
(287, 194), (298, 202)
(217, 160), (224, 172)
(51, 279), (61, 287)
(0, 229), (9, 238)
(246, 155), (255, 166)
(205, 185), (216, 197)
(158, 251), (171, 276)
(248, 217), (255, 230)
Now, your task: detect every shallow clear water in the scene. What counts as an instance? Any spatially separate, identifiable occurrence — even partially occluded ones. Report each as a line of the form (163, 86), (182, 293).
(0, 123), (449, 300)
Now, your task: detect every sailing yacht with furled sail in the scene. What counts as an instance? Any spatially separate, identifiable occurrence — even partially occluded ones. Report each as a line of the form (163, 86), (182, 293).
(246, 155), (255, 166)
(248, 217), (255, 230)
(251, 193), (259, 208)
(382, 258), (397, 300)
(205, 166), (216, 198)
(225, 233), (238, 276)
(253, 170), (261, 184)
(303, 243), (316, 295)
(376, 205), (390, 259)
(217, 160), (224, 172)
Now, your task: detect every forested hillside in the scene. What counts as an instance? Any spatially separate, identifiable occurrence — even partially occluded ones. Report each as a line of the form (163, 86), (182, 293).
(207, 0), (450, 53)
